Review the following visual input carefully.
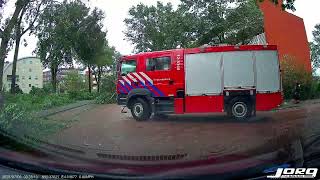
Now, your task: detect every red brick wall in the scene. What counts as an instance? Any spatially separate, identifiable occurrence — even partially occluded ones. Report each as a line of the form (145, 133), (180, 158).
(259, 0), (312, 71)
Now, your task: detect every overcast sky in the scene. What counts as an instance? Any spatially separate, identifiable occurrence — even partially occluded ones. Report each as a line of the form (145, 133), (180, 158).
(3, 0), (320, 62)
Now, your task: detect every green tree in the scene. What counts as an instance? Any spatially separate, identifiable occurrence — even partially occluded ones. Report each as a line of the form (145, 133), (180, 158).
(281, 55), (313, 100)
(92, 44), (115, 93)
(0, 0), (30, 91)
(124, 0), (264, 52)
(0, 0), (5, 8)
(179, 0), (264, 46)
(124, 2), (196, 52)
(179, 0), (229, 46)
(0, 0), (6, 21)
(266, 0), (296, 11)
(225, 0), (264, 45)
(61, 70), (86, 92)
(72, 8), (107, 93)
(10, 0), (46, 94)
(35, 0), (88, 92)
(310, 24), (320, 75)
(36, 0), (110, 93)
(112, 50), (122, 75)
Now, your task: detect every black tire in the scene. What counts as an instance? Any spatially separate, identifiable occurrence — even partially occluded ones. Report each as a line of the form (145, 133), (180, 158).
(130, 98), (152, 121)
(227, 97), (253, 121)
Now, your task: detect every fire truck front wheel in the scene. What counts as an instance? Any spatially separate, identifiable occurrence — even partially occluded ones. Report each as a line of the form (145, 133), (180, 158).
(130, 98), (152, 121)
(228, 97), (252, 121)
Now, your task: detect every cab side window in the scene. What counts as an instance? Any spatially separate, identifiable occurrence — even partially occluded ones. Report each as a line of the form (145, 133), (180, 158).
(146, 56), (171, 71)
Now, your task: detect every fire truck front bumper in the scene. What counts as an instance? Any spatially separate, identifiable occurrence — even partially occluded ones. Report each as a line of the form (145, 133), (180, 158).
(117, 94), (128, 106)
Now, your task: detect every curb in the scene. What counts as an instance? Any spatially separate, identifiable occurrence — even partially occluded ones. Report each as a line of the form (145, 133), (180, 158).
(276, 105), (300, 111)
(38, 100), (95, 117)
(276, 100), (320, 111)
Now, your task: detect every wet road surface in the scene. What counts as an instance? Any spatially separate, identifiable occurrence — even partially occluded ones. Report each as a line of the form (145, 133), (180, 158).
(46, 102), (320, 162)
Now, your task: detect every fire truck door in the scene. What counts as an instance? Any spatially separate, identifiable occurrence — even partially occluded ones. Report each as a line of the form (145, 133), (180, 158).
(143, 53), (173, 97)
(184, 52), (224, 113)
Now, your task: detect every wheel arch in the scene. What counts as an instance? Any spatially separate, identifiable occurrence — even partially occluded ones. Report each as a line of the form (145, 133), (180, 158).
(127, 88), (154, 109)
(224, 90), (256, 111)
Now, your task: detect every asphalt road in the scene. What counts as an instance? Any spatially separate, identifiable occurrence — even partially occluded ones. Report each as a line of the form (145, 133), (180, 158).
(45, 101), (320, 163)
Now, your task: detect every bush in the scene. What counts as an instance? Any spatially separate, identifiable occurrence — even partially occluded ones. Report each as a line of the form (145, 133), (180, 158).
(78, 91), (97, 100)
(95, 75), (116, 104)
(67, 90), (96, 101)
(42, 94), (74, 109)
(30, 86), (47, 96)
(67, 91), (80, 100)
(95, 94), (108, 104)
(95, 93), (116, 104)
(281, 55), (314, 100)
(0, 103), (66, 138)
(99, 75), (116, 94)
(15, 85), (23, 94)
(3, 92), (75, 112)
(61, 71), (86, 93)
(43, 83), (55, 94)
(310, 79), (320, 99)
(0, 104), (27, 132)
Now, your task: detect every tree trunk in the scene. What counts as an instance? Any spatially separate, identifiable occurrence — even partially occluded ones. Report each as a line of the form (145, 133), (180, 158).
(0, 1), (27, 91)
(88, 65), (92, 93)
(51, 66), (58, 93)
(97, 67), (102, 93)
(10, 32), (21, 94)
(10, 2), (42, 94)
(0, 39), (8, 92)
(92, 68), (98, 93)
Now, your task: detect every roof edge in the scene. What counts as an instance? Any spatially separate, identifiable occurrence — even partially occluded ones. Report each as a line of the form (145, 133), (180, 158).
(3, 56), (41, 73)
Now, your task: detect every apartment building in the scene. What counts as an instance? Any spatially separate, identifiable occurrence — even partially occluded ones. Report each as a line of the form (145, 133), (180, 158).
(3, 57), (43, 93)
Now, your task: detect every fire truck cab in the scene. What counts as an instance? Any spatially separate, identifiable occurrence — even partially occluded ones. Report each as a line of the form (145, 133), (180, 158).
(117, 45), (283, 121)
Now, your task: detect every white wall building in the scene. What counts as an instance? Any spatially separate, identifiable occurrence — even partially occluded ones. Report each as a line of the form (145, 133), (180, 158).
(3, 57), (43, 93)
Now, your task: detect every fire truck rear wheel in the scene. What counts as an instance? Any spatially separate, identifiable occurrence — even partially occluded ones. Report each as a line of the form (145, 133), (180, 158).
(131, 98), (152, 121)
(228, 97), (252, 121)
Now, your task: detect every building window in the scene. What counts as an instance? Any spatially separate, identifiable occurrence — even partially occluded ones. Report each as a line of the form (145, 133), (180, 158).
(29, 84), (31, 87)
(146, 56), (171, 71)
(29, 76), (31, 80)
(35, 76), (38, 80)
(7, 75), (19, 82)
(29, 68), (32, 72)
(7, 75), (12, 82)
(29, 61), (32, 64)
(22, 76), (25, 80)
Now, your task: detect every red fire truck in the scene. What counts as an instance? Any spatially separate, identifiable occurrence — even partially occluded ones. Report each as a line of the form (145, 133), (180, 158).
(117, 45), (283, 121)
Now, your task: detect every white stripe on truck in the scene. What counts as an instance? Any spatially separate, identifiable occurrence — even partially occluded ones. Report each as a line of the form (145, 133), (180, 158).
(140, 72), (153, 85)
(122, 76), (131, 85)
(127, 73), (138, 82)
(119, 80), (125, 85)
(133, 72), (145, 85)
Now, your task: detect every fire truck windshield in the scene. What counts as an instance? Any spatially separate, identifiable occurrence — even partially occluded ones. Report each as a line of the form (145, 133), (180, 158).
(121, 60), (136, 76)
